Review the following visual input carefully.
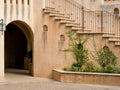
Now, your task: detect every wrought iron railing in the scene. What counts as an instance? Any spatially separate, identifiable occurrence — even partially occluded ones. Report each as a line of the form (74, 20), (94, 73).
(44, 0), (120, 37)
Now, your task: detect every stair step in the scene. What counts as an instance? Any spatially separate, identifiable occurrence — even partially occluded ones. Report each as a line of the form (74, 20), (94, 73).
(102, 34), (114, 38)
(71, 27), (82, 31)
(54, 16), (69, 20)
(77, 30), (92, 33)
(43, 8), (59, 14)
(77, 32), (105, 35)
(67, 22), (80, 25)
(109, 38), (120, 42)
(45, 7), (55, 10)
(59, 19), (75, 24)
(115, 41), (120, 46)
(49, 13), (64, 17)
(49, 13), (57, 17)
(109, 39), (120, 42)
(65, 23), (81, 27)
(109, 36), (120, 38)
(59, 20), (69, 24)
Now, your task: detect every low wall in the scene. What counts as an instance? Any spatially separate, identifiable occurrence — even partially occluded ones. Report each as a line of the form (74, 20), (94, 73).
(53, 69), (120, 86)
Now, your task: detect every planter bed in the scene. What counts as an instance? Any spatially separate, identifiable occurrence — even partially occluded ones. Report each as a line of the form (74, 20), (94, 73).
(53, 69), (120, 86)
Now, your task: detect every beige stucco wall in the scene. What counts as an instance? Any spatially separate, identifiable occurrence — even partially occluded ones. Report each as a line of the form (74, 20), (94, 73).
(0, 0), (120, 80)
(74, 0), (103, 11)
(33, 0), (74, 78)
(32, 0), (120, 78)
(80, 34), (120, 67)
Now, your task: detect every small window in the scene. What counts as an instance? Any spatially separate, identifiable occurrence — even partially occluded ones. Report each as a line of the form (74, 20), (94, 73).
(114, 8), (119, 17)
(60, 35), (65, 42)
(10, 0), (12, 3)
(28, 0), (30, 5)
(22, 0), (24, 4)
(103, 46), (109, 52)
(4, 0), (6, 3)
(16, 0), (18, 4)
(43, 25), (48, 31)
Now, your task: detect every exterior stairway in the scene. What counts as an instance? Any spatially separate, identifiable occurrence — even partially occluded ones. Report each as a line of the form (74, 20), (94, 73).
(43, 0), (120, 46)
(43, 7), (83, 31)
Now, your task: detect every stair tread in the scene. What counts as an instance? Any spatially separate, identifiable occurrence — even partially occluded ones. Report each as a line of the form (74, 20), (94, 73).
(109, 39), (120, 42)
(77, 31), (103, 34)
(55, 16), (70, 19)
(71, 28), (91, 31)
(65, 24), (81, 27)
(59, 19), (76, 24)
(43, 6), (120, 48)
(45, 7), (55, 10)
(102, 34), (114, 38)
(115, 42), (120, 46)
(43, 8), (59, 14)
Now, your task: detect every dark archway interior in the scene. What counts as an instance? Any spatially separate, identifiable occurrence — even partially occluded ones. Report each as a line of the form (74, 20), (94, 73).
(5, 23), (27, 69)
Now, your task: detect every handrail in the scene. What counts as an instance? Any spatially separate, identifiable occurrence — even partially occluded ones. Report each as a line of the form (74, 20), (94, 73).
(44, 0), (120, 38)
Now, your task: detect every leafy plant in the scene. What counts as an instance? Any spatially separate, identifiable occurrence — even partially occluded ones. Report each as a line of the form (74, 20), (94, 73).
(63, 31), (89, 71)
(96, 46), (117, 68)
(103, 65), (120, 73)
(63, 31), (120, 73)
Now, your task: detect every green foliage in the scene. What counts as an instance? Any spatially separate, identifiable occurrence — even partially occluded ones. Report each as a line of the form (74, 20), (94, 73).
(96, 47), (117, 68)
(91, 46), (119, 73)
(83, 63), (97, 72)
(63, 31), (120, 74)
(103, 65), (120, 73)
(63, 31), (89, 69)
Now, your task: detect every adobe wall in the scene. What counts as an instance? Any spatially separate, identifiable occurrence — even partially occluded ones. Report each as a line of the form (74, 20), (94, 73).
(78, 34), (120, 67)
(0, 0), (119, 80)
(33, 0), (74, 78)
(74, 0), (103, 11)
(33, 1), (120, 78)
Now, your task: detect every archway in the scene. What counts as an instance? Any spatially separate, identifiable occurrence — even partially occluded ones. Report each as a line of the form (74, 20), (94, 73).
(5, 20), (33, 75)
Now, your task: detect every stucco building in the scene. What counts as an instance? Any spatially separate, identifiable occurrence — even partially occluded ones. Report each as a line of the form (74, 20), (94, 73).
(0, 0), (120, 80)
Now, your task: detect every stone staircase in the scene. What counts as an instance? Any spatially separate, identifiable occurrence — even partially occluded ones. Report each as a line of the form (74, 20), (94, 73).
(43, 0), (120, 46)
(43, 7), (82, 31)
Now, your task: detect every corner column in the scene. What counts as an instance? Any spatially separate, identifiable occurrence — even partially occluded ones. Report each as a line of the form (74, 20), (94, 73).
(0, 0), (5, 80)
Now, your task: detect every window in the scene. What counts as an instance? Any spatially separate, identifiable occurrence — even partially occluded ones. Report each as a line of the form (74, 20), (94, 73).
(60, 35), (65, 42)
(43, 25), (48, 31)
(114, 8), (119, 17)
(4, 0), (6, 3)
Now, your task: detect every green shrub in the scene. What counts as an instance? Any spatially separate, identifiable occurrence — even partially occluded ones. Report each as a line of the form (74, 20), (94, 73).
(103, 65), (120, 73)
(96, 46), (117, 68)
(63, 31), (89, 71)
(63, 31), (120, 74)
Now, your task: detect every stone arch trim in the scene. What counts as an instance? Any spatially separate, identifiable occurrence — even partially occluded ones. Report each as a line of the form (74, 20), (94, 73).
(7, 20), (34, 51)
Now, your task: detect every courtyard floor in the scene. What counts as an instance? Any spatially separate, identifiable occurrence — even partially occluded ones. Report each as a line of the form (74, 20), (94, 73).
(0, 69), (120, 90)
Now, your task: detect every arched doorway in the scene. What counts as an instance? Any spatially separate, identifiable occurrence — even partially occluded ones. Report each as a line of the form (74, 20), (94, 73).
(5, 20), (33, 75)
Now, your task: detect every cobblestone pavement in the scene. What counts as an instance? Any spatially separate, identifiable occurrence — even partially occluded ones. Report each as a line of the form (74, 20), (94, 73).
(0, 69), (120, 90)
